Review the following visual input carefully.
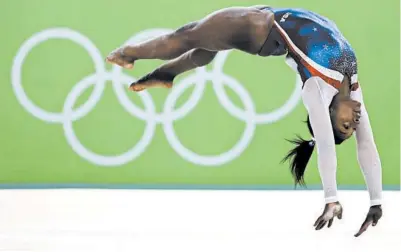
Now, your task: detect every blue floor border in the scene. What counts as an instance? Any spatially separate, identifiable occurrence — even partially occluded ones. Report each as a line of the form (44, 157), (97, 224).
(0, 184), (399, 191)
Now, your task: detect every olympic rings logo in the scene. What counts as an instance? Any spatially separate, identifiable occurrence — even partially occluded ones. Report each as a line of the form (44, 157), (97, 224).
(12, 28), (302, 167)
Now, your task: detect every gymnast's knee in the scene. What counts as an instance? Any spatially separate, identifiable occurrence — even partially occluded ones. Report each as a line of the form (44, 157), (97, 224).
(189, 49), (217, 66)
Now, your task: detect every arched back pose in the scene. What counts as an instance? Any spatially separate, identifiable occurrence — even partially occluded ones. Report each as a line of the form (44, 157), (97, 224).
(106, 6), (383, 237)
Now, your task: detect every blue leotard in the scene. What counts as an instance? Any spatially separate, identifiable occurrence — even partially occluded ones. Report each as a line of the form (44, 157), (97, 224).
(261, 7), (358, 88)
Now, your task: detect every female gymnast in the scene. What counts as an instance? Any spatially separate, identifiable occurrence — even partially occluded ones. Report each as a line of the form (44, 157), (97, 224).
(105, 6), (383, 237)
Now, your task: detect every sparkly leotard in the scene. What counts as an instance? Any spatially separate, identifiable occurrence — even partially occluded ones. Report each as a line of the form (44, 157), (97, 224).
(260, 7), (359, 89)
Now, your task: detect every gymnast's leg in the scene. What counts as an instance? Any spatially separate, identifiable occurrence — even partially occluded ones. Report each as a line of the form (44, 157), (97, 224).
(105, 6), (274, 91)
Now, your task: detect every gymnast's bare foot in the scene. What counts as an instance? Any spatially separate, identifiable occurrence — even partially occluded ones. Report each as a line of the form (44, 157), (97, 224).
(106, 47), (136, 69)
(129, 70), (175, 92)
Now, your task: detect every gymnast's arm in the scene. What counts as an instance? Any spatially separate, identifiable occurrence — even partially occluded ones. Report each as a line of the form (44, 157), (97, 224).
(302, 77), (339, 203)
(350, 87), (382, 206)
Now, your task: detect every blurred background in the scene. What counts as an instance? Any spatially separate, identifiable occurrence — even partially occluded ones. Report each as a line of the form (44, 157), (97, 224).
(1, 0), (399, 189)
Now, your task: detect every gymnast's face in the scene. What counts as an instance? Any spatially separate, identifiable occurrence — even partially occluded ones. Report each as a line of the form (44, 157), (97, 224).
(330, 99), (362, 140)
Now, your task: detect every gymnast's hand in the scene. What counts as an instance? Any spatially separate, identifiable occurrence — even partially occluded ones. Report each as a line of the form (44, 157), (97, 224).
(354, 205), (382, 237)
(314, 202), (343, 230)
(106, 47), (135, 69)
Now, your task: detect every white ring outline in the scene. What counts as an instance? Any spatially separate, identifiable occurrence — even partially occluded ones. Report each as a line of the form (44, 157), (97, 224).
(63, 74), (156, 166)
(11, 28), (106, 123)
(163, 71), (256, 166)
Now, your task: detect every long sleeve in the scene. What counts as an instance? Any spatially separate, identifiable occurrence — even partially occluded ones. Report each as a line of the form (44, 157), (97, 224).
(302, 77), (339, 203)
(351, 88), (382, 206)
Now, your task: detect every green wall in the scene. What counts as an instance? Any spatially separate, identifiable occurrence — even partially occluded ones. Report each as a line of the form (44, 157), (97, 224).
(0, 0), (399, 188)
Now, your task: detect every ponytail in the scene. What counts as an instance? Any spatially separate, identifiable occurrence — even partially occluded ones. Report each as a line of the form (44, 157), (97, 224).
(282, 116), (315, 186)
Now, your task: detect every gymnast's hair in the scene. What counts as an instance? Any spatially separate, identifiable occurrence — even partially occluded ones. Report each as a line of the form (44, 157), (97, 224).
(282, 116), (345, 187)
